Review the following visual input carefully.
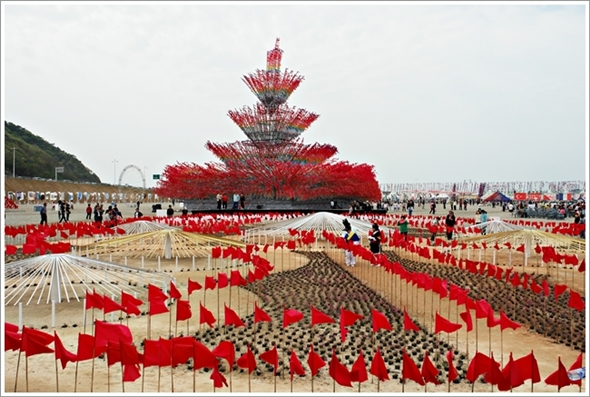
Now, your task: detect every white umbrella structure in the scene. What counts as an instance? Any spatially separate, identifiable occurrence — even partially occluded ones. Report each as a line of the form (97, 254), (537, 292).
(4, 253), (173, 306)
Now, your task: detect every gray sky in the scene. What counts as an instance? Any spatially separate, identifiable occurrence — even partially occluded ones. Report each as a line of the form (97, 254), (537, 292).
(2, 1), (588, 189)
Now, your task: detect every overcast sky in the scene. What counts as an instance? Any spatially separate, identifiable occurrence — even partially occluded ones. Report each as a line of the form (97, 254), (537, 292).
(2, 1), (588, 189)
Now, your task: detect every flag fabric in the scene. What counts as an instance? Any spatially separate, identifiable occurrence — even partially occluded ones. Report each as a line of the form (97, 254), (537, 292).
(253, 302), (271, 323)
(421, 351), (440, 385)
(170, 336), (195, 366)
(217, 272), (229, 289)
(21, 327), (54, 357)
(514, 350), (541, 384)
(143, 338), (171, 368)
(486, 309), (501, 328)
(545, 356), (571, 391)
(212, 340), (235, 370)
(567, 353), (584, 386)
(121, 291), (143, 316)
(75, 333), (105, 361)
(210, 366), (228, 388)
(230, 270), (248, 287)
(499, 311), (521, 331)
(466, 352), (497, 383)
(5, 331), (22, 351)
(102, 295), (125, 314)
(199, 302), (216, 328)
(94, 320), (133, 348)
(402, 349), (424, 386)
(475, 299), (490, 319)
(193, 340), (219, 370)
(329, 349), (352, 387)
(370, 348), (390, 382)
(187, 278), (202, 295)
(435, 312), (462, 334)
(459, 309), (473, 332)
(259, 344), (279, 375)
(567, 289), (585, 311)
(289, 349), (306, 381)
(147, 284), (169, 316)
(371, 309), (392, 333)
(169, 281), (182, 300)
(236, 344), (257, 374)
(482, 352), (508, 389)
(54, 331), (77, 369)
(446, 349), (459, 383)
(176, 299), (192, 322)
(340, 308), (363, 342)
(307, 344), (327, 377)
(204, 276), (217, 290)
(403, 309), (420, 332)
(224, 304), (245, 328)
(350, 349), (368, 384)
(501, 352), (525, 390)
(311, 305), (335, 326)
(85, 290), (104, 311)
(283, 307), (304, 328)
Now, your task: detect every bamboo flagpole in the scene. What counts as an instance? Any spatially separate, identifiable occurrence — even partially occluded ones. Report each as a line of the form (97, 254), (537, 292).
(14, 350), (21, 392)
(54, 353), (59, 392)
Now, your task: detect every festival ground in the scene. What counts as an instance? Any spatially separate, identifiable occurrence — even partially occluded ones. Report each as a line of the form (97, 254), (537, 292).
(2, 202), (587, 394)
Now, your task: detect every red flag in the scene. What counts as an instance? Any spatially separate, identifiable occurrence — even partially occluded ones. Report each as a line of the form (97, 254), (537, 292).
(121, 291), (143, 316)
(106, 340), (122, 366)
(122, 362), (141, 382)
(553, 284), (568, 300)
(176, 299), (192, 321)
(236, 344), (257, 374)
(340, 308), (363, 342)
(204, 276), (217, 290)
(446, 349), (458, 383)
(54, 331), (77, 369)
(143, 338), (171, 368)
(217, 272), (229, 289)
(486, 309), (501, 328)
(289, 348), (306, 381)
(210, 366), (228, 388)
(514, 350), (541, 383)
(212, 340), (235, 370)
(403, 308), (420, 332)
(230, 270), (248, 286)
(147, 284), (169, 316)
(120, 340), (141, 366)
(421, 350), (440, 385)
(94, 320), (133, 348)
(435, 312), (462, 334)
(499, 311), (521, 331)
(350, 349), (368, 383)
(475, 299), (490, 319)
(329, 349), (352, 387)
(259, 344), (279, 375)
(459, 309), (473, 332)
(5, 331), (22, 352)
(370, 348), (390, 382)
(402, 349), (424, 385)
(169, 281), (182, 300)
(283, 307), (304, 328)
(75, 333), (105, 361)
(371, 309), (392, 333)
(21, 327), (54, 357)
(224, 304), (245, 327)
(483, 352), (508, 389)
(466, 351), (497, 383)
(193, 340), (218, 370)
(188, 278), (202, 295)
(102, 295), (125, 314)
(311, 305), (335, 326)
(85, 290), (104, 310)
(567, 289), (585, 311)
(211, 246), (222, 259)
(199, 302), (216, 328)
(307, 344), (327, 377)
(253, 302), (271, 323)
(501, 352), (525, 390)
(516, 244), (525, 253)
(567, 353), (584, 386)
(544, 356), (570, 391)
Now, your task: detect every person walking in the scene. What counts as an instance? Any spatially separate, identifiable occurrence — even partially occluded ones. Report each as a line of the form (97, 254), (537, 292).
(407, 199), (415, 217)
(342, 219), (360, 267)
(222, 194), (228, 209)
(39, 202), (48, 225)
(398, 215), (409, 241)
(445, 210), (456, 240)
(58, 200), (66, 223)
(232, 193), (240, 210)
(167, 205), (174, 217)
(429, 200), (436, 215)
(480, 209), (488, 235)
(86, 203), (92, 220)
(239, 193), (246, 209)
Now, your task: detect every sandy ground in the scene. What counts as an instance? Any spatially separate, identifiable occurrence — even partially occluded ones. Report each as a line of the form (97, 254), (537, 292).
(2, 202), (587, 394)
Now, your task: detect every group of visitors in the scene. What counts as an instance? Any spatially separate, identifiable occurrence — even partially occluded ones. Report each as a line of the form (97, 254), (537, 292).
(216, 193), (246, 210)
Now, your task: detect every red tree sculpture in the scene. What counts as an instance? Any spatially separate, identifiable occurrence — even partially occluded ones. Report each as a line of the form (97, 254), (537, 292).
(155, 38), (381, 201)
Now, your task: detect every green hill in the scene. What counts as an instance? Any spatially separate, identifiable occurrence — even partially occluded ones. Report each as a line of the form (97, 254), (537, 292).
(4, 121), (101, 183)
